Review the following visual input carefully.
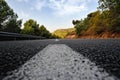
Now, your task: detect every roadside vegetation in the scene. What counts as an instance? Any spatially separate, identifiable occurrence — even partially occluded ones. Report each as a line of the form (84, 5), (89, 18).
(73, 0), (120, 38)
(0, 0), (22, 33)
(20, 19), (54, 38)
(0, 0), (120, 39)
(0, 0), (58, 38)
(53, 28), (75, 38)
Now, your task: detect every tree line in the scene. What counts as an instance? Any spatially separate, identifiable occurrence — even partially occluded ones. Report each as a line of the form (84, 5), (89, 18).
(0, 0), (58, 38)
(73, 0), (120, 36)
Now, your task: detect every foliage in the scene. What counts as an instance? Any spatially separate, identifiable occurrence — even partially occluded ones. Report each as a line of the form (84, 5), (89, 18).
(73, 0), (120, 36)
(21, 19), (55, 38)
(98, 0), (120, 12)
(110, 15), (120, 32)
(39, 25), (51, 38)
(21, 19), (39, 35)
(3, 19), (22, 33)
(53, 28), (75, 38)
(72, 20), (80, 25)
(0, 0), (22, 33)
(98, 0), (120, 32)
(86, 11), (106, 34)
(72, 19), (87, 36)
(0, 0), (59, 38)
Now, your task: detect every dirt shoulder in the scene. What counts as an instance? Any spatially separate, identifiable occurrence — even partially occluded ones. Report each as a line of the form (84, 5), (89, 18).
(65, 32), (120, 39)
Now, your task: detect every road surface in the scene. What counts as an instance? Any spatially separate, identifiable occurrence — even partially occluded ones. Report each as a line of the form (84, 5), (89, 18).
(0, 39), (120, 80)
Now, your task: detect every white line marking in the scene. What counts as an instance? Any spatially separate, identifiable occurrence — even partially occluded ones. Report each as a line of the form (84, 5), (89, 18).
(55, 39), (59, 41)
(3, 44), (118, 80)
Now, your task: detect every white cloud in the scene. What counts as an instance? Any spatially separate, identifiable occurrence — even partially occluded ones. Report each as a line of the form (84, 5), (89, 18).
(48, 0), (88, 16)
(17, 11), (30, 28)
(14, 0), (93, 16)
(28, 0), (90, 15)
(15, 0), (29, 2)
(34, 0), (46, 10)
(19, 11), (30, 18)
(17, 11), (30, 23)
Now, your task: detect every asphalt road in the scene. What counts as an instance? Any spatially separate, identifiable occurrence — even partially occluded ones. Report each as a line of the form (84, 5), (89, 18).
(0, 39), (120, 80)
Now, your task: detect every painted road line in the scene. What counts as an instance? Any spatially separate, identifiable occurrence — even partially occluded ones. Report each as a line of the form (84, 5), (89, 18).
(55, 39), (60, 42)
(3, 44), (118, 80)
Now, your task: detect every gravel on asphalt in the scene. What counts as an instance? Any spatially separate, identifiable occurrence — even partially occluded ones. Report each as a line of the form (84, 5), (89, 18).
(0, 39), (120, 79)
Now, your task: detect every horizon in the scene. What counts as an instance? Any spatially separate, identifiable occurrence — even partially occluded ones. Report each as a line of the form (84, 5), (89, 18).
(6, 0), (98, 32)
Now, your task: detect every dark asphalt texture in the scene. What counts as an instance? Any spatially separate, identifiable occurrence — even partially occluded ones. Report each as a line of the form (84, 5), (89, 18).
(0, 39), (120, 79)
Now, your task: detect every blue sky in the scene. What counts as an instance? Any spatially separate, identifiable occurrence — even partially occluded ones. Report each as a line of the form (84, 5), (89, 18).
(6, 0), (98, 32)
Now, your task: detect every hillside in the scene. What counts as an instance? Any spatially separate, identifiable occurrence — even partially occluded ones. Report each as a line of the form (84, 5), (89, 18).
(53, 27), (120, 39)
(52, 28), (76, 38)
(71, 0), (120, 39)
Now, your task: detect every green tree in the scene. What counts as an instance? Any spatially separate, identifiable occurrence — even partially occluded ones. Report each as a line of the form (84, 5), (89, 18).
(0, 0), (22, 33)
(3, 19), (22, 33)
(87, 11), (105, 34)
(21, 19), (39, 35)
(21, 19), (52, 38)
(72, 19), (86, 36)
(72, 11), (110, 35)
(98, 0), (120, 32)
(111, 15), (120, 32)
(39, 25), (51, 38)
(72, 20), (80, 25)
(98, 0), (120, 13)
